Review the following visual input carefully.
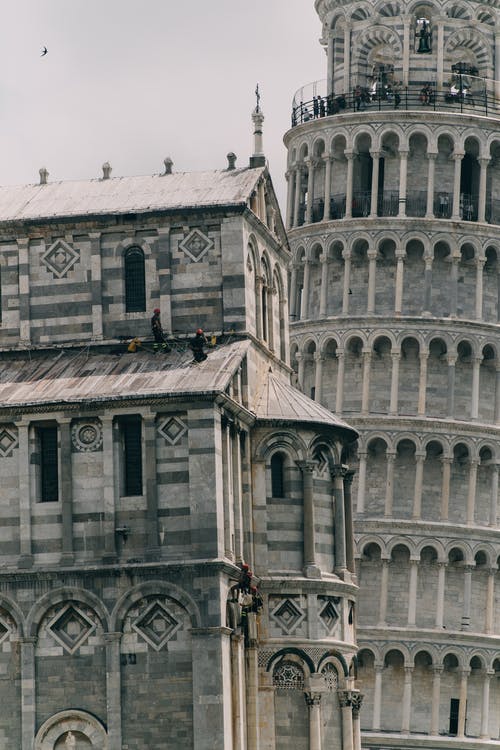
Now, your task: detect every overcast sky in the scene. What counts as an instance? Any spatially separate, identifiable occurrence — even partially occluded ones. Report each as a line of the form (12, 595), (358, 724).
(2, 1), (325, 210)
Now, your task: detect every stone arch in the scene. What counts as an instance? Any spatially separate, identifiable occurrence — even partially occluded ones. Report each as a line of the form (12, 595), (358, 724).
(416, 538), (445, 562)
(382, 644), (411, 665)
(444, 1), (471, 19)
(0, 594), (25, 637)
(376, 1), (401, 17)
(267, 648), (314, 676)
(34, 710), (107, 750)
(254, 430), (308, 465)
(317, 650), (349, 678)
(387, 537), (414, 558)
(308, 436), (339, 469)
(350, 3), (372, 21)
(27, 587), (110, 638)
(111, 580), (201, 632)
(445, 27), (493, 76)
(353, 26), (403, 87)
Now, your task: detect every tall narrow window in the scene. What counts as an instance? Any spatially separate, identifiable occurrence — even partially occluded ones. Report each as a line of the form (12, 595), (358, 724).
(449, 698), (459, 735)
(124, 247), (146, 312)
(38, 425), (59, 502)
(119, 417), (143, 496)
(271, 452), (285, 497)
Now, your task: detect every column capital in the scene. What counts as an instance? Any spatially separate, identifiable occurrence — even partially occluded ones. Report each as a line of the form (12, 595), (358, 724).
(395, 250), (406, 261)
(452, 151), (465, 161)
(336, 348), (345, 359)
(305, 692), (322, 707)
(344, 150), (354, 160)
(313, 353), (324, 363)
(419, 350), (429, 362)
(367, 249), (378, 261)
(337, 690), (353, 707)
(399, 149), (410, 158)
(427, 151), (438, 161)
(321, 152), (333, 164)
(386, 451), (397, 463)
(370, 150), (382, 159)
(320, 253), (329, 265)
(297, 459), (316, 474)
(331, 463), (348, 479)
(446, 355), (457, 367)
(459, 666), (471, 677)
(391, 351), (401, 363)
(415, 451), (426, 462)
(475, 256), (486, 268)
(103, 632), (122, 644)
(342, 248), (352, 260)
(432, 664), (444, 675)
(404, 665), (414, 676)
(478, 157), (491, 168)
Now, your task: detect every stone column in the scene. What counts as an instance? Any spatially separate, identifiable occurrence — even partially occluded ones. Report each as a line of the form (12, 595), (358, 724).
(384, 452), (396, 517)
(345, 151), (354, 219)
(485, 568), (495, 633)
(144, 415), (160, 560)
(401, 666), (413, 733)
(221, 418), (235, 560)
(193, 627), (235, 750)
(338, 691), (354, 750)
(367, 250), (377, 314)
(449, 254), (459, 317)
(457, 668), (470, 738)
(407, 559), (419, 627)
(301, 259), (311, 320)
(306, 693), (323, 750)
(306, 160), (315, 224)
(402, 16), (411, 84)
(300, 461), (320, 578)
(435, 563), (446, 628)
(232, 428), (244, 563)
(461, 566), (473, 630)
(89, 231), (103, 340)
(323, 155), (332, 221)
(332, 465), (347, 577)
(17, 237), (31, 345)
(327, 34), (335, 95)
(398, 150), (409, 218)
(372, 663), (384, 731)
(466, 459), (478, 526)
(343, 470), (355, 575)
(389, 351), (400, 415)
(394, 251), (405, 314)
(418, 352), (428, 415)
(496, 28), (500, 100)
(20, 636), (37, 750)
(476, 257), (485, 320)
(355, 451), (367, 514)
(230, 634), (245, 750)
(478, 159), (489, 223)
(17, 421), (33, 568)
(452, 153), (465, 220)
(446, 356), (456, 418)
(314, 354), (324, 402)
(423, 255), (433, 315)
(343, 25), (351, 93)
(489, 464), (499, 526)
(285, 171), (294, 230)
(430, 666), (443, 735)
(481, 671), (494, 738)
(440, 457), (452, 522)
(289, 263), (298, 320)
(156, 228), (173, 336)
(378, 559), (389, 626)
(59, 419), (75, 565)
(436, 18), (445, 88)
(342, 249), (352, 314)
(293, 166), (302, 228)
(319, 253), (329, 317)
(426, 153), (437, 218)
(101, 416), (118, 563)
(255, 275), (263, 337)
(246, 644), (260, 750)
(495, 366), (500, 424)
(471, 357), (482, 420)
(412, 453), (425, 520)
(351, 692), (363, 750)
(361, 349), (372, 415)
(336, 349), (345, 414)
(105, 632), (123, 750)
(370, 151), (381, 218)
(296, 352), (305, 389)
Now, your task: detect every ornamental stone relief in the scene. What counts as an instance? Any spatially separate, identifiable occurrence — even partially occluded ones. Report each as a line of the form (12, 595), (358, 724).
(41, 239), (80, 279)
(71, 420), (103, 452)
(157, 415), (187, 445)
(178, 228), (213, 262)
(269, 596), (306, 635)
(0, 425), (18, 457)
(46, 603), (97, 655)
(122, 595), (188, 654)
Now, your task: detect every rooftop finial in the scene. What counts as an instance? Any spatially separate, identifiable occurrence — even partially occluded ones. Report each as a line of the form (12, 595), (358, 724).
(102, 162), (112, 180)
(226, 152), (237, 171)
(39, 167), (49, 185)
(250, 87), (265, 168)
(163, 157), (173, 175)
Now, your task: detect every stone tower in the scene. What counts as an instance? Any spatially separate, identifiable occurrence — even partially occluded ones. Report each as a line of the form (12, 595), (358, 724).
(285, 0), (500, 746)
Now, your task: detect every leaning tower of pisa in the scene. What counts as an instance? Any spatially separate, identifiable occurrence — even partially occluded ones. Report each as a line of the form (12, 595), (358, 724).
(286, 0), (500, 746)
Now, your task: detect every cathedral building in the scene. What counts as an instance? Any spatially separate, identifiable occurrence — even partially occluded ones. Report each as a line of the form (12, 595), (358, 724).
(286, 0), (500, 747)
(0, 112), (359, 749)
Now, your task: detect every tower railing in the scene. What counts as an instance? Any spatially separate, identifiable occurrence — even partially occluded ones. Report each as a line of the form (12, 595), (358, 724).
(291, 82), (500, 127)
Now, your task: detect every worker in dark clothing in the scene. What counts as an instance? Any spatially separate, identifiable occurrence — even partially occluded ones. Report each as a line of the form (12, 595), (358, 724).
(151, 308), (171, 352)
(190, 328), (208, 362)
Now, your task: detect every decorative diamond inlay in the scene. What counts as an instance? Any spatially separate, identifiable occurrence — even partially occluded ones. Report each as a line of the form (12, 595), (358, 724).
(179, 229), (213, 262)
(41, 239), (80, 278)
(319, 598), (340, 633)
(132, 600), (181, 651)
(158, 416), (187, 445)
(47, 604), (96, 654)
(270, 598), (306, 635)
(0, 427), (18, 457)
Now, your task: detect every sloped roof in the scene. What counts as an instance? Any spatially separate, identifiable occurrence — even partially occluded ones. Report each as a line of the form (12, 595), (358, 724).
(252, 369), (357, 439)
(0, 167), (265, 223)
(0, 341), (356, 439)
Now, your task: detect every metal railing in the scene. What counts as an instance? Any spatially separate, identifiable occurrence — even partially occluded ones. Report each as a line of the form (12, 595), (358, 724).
(296, 191), (485, 225)
(291, 83), (500, 127)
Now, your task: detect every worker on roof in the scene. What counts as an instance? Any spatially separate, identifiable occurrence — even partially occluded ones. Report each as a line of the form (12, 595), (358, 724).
(151, 308), (171, 353)
(190, 328), (208, 363)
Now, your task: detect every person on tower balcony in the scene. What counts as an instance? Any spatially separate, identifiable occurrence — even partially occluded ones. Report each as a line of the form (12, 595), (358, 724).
(151, 308), (171, 353)
(190, 328), (208, 363)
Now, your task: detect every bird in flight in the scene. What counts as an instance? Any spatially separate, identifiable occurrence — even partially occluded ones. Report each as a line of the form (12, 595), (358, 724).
(41, 46), (48, 56)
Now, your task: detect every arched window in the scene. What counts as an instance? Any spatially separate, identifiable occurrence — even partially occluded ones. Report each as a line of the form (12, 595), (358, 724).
(124, 247), (146, 312)
(271, 452), (285, 497)
(273, 661), (304, 690)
